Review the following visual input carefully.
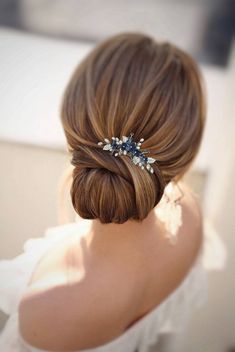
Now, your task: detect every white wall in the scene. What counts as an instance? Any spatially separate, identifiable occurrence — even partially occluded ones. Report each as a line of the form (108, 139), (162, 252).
(200, 41), (235, 220)
(0, 27), (93, 149)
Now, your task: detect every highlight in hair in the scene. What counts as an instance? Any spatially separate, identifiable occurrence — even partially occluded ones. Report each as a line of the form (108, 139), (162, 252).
(60, 32), (206, 224)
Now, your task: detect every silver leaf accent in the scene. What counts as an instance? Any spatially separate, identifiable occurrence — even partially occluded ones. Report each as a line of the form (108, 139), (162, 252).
(147, 157), (156, 164)
(103, 144), (112, 150)
(132, 156), (140, 165)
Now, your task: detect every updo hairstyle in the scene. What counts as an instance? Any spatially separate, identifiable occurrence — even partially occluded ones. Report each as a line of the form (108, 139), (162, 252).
(60, 32), (206, 224)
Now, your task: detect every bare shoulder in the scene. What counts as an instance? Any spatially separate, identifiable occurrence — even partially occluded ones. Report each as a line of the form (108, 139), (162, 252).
(18, 259), (140, 351)
(18, 181), (204, 351)
(137, 180), (205, 317)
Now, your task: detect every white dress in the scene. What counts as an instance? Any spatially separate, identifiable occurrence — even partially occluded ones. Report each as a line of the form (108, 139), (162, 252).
(0, 206), (227, 352)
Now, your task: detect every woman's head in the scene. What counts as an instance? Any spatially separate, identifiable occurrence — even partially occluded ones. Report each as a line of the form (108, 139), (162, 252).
(60, 32), (206, 224)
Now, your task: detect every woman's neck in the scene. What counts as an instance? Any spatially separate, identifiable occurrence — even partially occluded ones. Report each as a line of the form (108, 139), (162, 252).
(84, 206), (163, 254)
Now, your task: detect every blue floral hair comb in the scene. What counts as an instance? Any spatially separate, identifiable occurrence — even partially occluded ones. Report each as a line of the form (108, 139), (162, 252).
(97, 132), (157, 174)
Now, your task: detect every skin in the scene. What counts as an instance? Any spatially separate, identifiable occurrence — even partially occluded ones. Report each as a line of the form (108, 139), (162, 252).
(18, 181), (203, 351)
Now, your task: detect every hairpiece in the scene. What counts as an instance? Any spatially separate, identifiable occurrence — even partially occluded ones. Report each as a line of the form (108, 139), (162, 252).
(97, 132), (157, 174)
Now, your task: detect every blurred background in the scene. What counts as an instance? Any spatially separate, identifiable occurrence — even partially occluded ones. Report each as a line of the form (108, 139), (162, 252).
(0, 0), (234, 351)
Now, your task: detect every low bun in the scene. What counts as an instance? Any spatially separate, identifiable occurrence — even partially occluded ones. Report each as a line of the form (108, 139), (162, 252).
(60, 32), (205, 224)
(70, 148), (166, 224)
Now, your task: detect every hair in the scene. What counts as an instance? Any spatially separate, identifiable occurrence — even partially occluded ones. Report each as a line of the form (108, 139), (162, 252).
(60, 32), (206, 224)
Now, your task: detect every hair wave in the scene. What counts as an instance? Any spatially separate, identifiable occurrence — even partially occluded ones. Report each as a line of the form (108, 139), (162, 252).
(60, 32), (206, 224)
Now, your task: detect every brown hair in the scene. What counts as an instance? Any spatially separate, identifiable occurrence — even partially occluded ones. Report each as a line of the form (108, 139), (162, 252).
(60, 32), (206, 224)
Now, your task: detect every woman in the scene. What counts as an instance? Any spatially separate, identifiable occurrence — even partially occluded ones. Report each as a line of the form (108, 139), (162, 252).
(0, 32), (208, 351)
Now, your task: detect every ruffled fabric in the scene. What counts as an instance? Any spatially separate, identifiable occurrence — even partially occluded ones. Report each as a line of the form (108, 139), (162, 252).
(0, 222), (90, 352)
(0, 222), (85, 316)
(0, 217), (227, 352)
